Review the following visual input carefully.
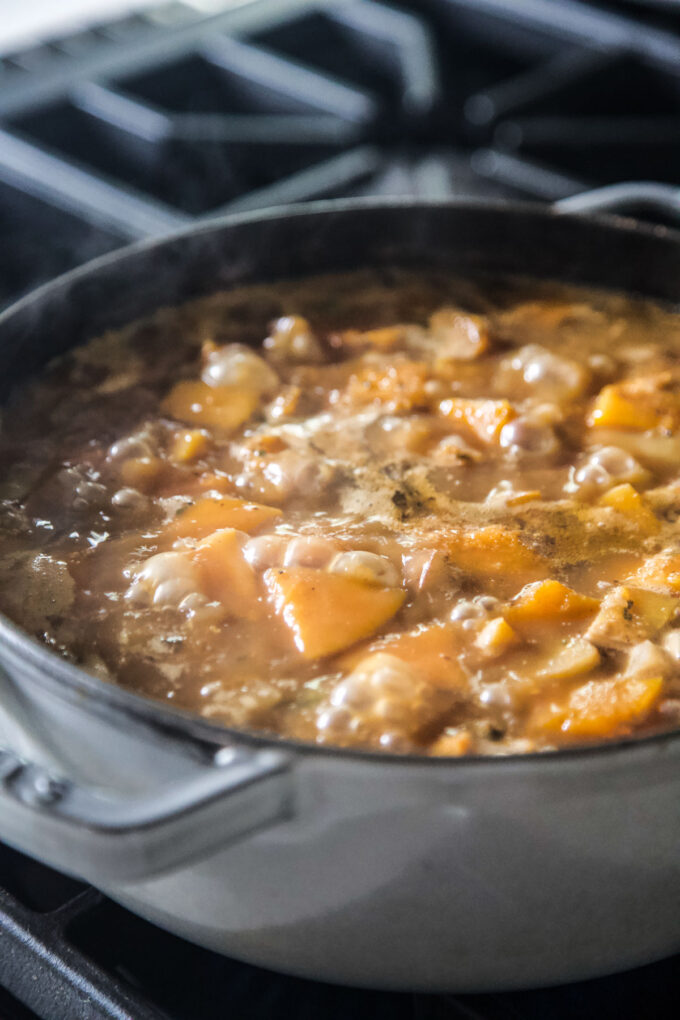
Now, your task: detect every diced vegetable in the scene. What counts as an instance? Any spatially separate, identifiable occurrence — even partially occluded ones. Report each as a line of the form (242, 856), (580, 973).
(193, 528), (261, 620)
(538, 637), (600, 682)
(588, 385), (658, 431)
(440, 526), (548, 586)
(429, 729), (473, 756)
(625, 640), (672, 679)
(120, 456), (164, 491)
(626, 554), (680, 594)
(339, 326), (405, 350)
(161, 380), (259, 431)
(344, 360), (429, 412)
(504, 579), (599, 636)
(532, 675), (663, 739)
(347, 621), (465, 688)
(475, 616), (521, 656)
(585, 585), (678, 649)
(439, 398), (515, 443)
(169, 496), (281, 539)
(170, 429), (209, 463)
(598, 483), (659, 534)
(589, 375), (680, 432)
(264, 567), (405, 658)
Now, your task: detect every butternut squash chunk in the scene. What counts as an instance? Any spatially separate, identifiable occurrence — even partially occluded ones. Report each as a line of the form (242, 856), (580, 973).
(504, 579), (599, 636)
(193, 528), (261, 620)
(626, 553), (680, 594)
(170, 496), (281, 539)
(475, 617), (521, 657)
(161, 380), (259, 431)
(589, 375), (680, 432)
(429, 729), (473, 756)
(588, 385), (657, 431)
(343, 360), (429, 412)
(343, 621), (466, 688)
(264, 567), (405, 659)
(439, 526), (548, 587)
(439, 398), (515, 443)
(598, 483), (659, 534)
(339, 326), (405, 350)
(532, 675), (663, 740)
(170, 429), (209, 463)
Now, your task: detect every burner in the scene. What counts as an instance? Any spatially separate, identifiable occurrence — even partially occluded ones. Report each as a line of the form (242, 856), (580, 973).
(2, 0), (680, 308)
(0, 1), (679, 1016)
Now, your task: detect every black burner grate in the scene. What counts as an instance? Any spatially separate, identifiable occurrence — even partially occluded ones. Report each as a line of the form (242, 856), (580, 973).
(1, 1), (680, 1016)
(2, 0), (680, 308)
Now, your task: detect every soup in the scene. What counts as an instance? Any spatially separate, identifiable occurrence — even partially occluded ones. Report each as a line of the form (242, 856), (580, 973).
(2, 269), (680, 755)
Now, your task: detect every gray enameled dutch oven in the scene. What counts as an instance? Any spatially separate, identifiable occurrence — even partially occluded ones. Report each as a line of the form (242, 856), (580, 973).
(0, 197), (679, 992)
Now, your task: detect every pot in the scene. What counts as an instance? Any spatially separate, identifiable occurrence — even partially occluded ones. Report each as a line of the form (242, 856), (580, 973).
(0, 198), (679, 992)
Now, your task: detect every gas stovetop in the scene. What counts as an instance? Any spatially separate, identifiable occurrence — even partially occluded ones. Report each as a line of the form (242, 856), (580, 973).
(3, 0), (680, 309)
(1, 1), (680, 1016)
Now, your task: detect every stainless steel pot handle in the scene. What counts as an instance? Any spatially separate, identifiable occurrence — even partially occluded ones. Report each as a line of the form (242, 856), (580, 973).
(554, 182), (680, 222)
(0, 740), (292, 883)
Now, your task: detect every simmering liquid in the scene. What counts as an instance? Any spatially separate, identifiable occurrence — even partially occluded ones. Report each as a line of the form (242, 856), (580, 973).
(2, 269), (680, 755)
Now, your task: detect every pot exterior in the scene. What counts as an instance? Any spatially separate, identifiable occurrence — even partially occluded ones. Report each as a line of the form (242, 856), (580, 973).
(2, 649), (679, 991)
(110, 743), (680, 991)
(1, 201), (680, 989)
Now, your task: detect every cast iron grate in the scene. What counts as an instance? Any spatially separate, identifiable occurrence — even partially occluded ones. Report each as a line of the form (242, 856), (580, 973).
(1, 1), (680, 1016)
(2, 0), (680, 308)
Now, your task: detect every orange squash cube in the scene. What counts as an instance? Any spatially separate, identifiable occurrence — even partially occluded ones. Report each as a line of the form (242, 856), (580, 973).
(161, 380), (259, 431)
(343, 360), (429, 413)
(264, 566), (405, 659)
(475, 617), (521, 656)
(598, 483), (659, 534)
(170, 496), (281, 539)
(346, 621), (465, 688)
(504, 579), (599, 636)
(439, 398), (515, 443)
(627, 554), (680, 594)
(439, 526), (548, 589)
(533, 675), (663, 740)
(170, 429), (209, 463)
(193, 528), (261, 620)
(588, 384), (657, 430)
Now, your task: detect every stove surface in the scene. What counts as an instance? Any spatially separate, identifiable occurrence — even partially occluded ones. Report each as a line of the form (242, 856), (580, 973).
(0, 1), (679, 1016)
(2, 0), (680, 309)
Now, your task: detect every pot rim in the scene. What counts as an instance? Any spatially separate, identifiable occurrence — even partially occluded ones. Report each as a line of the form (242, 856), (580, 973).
(2, 194), (680, 768)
